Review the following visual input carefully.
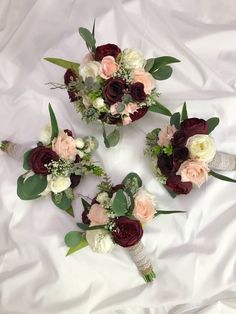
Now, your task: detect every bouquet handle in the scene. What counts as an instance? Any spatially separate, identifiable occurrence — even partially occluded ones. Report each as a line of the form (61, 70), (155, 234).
(0, 141), (29, 162)
(209, 151), (236, 171)
(127, 241), (156, 282)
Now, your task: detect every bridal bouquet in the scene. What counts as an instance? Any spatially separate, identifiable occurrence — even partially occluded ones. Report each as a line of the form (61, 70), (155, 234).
(45, 22), (180, 147)
(64, 172), (182, 282)
(146, 103), (236, 197)
(1, 104), (103, 216)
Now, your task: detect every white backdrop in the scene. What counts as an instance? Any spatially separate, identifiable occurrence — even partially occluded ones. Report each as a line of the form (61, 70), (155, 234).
(1, 1), (236, 313)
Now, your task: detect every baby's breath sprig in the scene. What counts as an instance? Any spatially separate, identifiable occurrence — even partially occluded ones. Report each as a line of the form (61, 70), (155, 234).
(47, 159), (72, 177)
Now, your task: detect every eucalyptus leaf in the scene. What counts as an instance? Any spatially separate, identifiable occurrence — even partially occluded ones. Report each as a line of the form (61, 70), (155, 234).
(102, 125), (120, 148)
(170, 112), (181, 128)
(44, 57), (80, 70)
(209, 170), (236, 183)
(207, 117), (220, 134)
(149, 56), (181, 72)
(17, 174), (47, 200)
(144, 58), (155, 72)
(181, 102), (188, 121)
(65, 231), (82, 247)
(112, 189), (128, 216)
(66, 237), (88, 256)
(122, 172), (142, 190)
(77, 222), (106, 231)
(163, 184), (177, 198)
(23, 149), (32, 171)
(148, 102), (172, 117)
(51, 191), (72, 211)
(151, 65), (173, 80)
(81, 198), (91, 211)
(48, 103), (59, 140)
(116, 103), (125, 113)
(79, 27), (96, 52)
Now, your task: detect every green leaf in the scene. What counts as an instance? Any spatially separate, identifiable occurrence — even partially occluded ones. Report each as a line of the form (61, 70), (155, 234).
(66, 237), (88, 256)
(112, 189), (128, 216)
(163, 184), (177, 198)
(44, 57), (80, 70)
(144, 58), (155, 72)
(48, 103), (59, 141)
(81, 198), (91, 211)
(151, 65), (173, 80)
(23, 149), (32, 170)
(17, 174), (47, 200)
(170, 112), (181, 128)
(155, 210), (185, 216)
(125, 189), (135, 213)
(65, 231), (82, 247)
(102, 125), (120, 148)
(92, 19), (96, 37)
(79, 27), (96, 52)
(149, 56), (181, 72)
(51, 191), (72, 210)
(148, 101), (172, 117)
(77, 223), (106, 231)
(207, 117), (220, 134)
(209, 170), (236, 183)
(181, 102), (188, 121)
(122, 172), (142, 190)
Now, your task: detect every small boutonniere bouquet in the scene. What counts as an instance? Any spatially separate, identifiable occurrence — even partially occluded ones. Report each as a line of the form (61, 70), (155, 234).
(64, 173), (182, 282)
(146, 103), (236, 197)
(0, 104), (103, 216)
(45, 21), (180, 147)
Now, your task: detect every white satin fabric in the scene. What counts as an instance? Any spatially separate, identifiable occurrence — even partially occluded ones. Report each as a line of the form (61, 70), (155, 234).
(1, 1), (236, 313)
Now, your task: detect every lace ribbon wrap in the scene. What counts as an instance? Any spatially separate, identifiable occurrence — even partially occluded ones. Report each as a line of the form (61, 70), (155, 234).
(127, 241), (156, 282)
(209, 151), (236, 171)
(0, 141), (28, 161)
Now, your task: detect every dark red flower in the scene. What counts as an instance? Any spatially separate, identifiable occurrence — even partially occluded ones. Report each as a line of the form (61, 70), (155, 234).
(180, 118), (208, 137)
(95, 44), (121, 61)
(111, 184), (124, 194)
(166, 175), (192, 195)
(29, 146), (59, 175)
(173, 147), (189, 171)
(130, 82), (146, 102)
(130, 107), (148, 122)
(64, 69), (79, 102)
(103, 78), (125, 105)
(157, 154), (174, 176)
(74, 154), (81, 163)
(64, 129), (73, 137)
(171, 130), (188, 147)
(70, 174), (81, 188)
(82, 209), (91, 225)
(112, 216), (143, 248)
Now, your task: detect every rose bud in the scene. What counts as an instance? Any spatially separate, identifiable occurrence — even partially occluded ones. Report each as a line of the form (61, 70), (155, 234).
(29, 146), (59, 175)
(95, 43), (121, 61)
(112, 216), (143, 248)
(70, 174), (81, 188)
(130, 82), (146, 102)
(171, 130), (188, 147)
(130, 107), (148, 122)
(180, 118), (208, 138)
(157, 154), (174, 176)
(64, 69), (79, 102)
(166, 175), (192, 195)
(64, 129), (73, 137)
(103, 78), (125, 105)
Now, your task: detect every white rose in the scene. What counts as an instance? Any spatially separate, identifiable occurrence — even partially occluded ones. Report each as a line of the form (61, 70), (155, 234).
(187, 134), (216, 163)
(86, 229), (115, 253)
(77, 150), (84, 158)
(121, 48), (145, 69)
(39, 124), (52, 145)
(74, 138), (85, 149)
(93, 97), (105, 110)
(49, 176), (71, 194)
(79, 61), (101, 80)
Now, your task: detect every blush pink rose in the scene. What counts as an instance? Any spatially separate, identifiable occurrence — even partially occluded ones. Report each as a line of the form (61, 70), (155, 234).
(87, 203), (109, 226)
(124, 102), (138, 115)
(132, 69), (156, 94)
(123, 116), (132, 125)
(158, 125), (177, 147)
(177, 159), (209, 187)
(99, 56), (119, 79)
(52, 131), (77, 161)
(133, 188), (156, 223)
(110, 103), (118, 115)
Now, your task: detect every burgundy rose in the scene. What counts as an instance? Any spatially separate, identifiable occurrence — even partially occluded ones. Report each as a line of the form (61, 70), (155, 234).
(180, 118), (208, 137)
(95, 43), (121, 61)
(82, 209), (91, 225)
(70, 174), (81, 188)
(112, 216), (143, 248)
(64, 129), (73, 137)
(111, 184), (124, 194)
(166, 175), (192, 195)
(130, 82), (146, 102)
(64, 69), (79, 102)
(103, 78), (125, 105)
(157, 154), (174, 176)
(74, 154), (81, 163)
(173, 147), (189, 171)
(29, 146), (59, 175)
(130, 107), (148, 122)
(171, 130), (188, 147)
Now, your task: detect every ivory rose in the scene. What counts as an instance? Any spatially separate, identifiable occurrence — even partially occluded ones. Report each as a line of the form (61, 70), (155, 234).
(48, 175), (71, 194)
(87, 203), (109, 226)
(52, 131), (77, 161)
(158, 125), (177, 147)
(133, 188), (156, 223)
(79, 61), (100, 80)
(86, 229), (115, 253)
(99, 56), (119, 79)
(177, 159), (209, 187)
(132, 69), (155, 94)
(122, 116), (132, 125)
(187, 134), (216, 163)
(121, 48), (145, 69)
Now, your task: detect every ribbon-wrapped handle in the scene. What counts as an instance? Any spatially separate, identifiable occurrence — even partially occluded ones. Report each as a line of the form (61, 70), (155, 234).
(0, 141), (28, 162)
(209, 151), (236, 171)
(127, 241), (156, 282)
